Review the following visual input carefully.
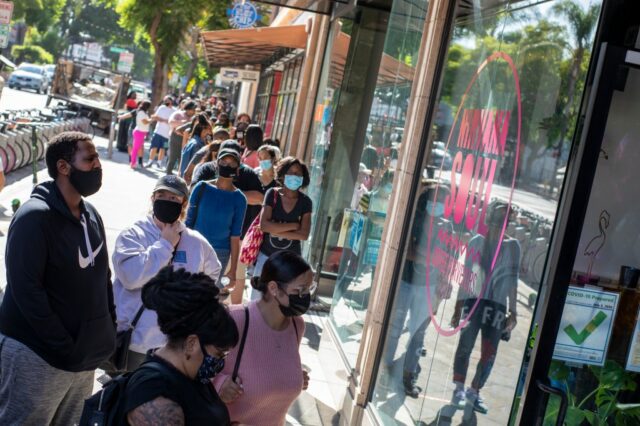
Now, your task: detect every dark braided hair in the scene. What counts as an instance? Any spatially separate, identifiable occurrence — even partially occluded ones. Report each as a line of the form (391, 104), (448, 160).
(142, 267), (238, 349)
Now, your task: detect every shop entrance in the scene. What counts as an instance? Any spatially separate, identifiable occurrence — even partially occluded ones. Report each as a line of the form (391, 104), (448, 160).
(520, 44), (640, 426)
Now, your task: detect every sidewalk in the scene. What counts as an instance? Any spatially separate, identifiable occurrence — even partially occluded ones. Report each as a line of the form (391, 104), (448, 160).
(0, 136), (340, 426)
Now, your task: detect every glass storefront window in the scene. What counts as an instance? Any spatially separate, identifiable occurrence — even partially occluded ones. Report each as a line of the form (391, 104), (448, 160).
(370, 1), (602, 424)
(328, 0), (428, 366)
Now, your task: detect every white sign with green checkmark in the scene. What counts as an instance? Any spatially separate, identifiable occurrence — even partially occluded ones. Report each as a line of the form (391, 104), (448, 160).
(552, 286), (619, 366)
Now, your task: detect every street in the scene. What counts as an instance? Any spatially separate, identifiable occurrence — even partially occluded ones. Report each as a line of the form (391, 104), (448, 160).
(0, 87), (49, 112)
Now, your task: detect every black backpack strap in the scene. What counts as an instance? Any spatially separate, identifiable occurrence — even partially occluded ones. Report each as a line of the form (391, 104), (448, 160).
(232, 307), (250, 382)
(188, 183), (207, 229)
(130, 306), (145, 329)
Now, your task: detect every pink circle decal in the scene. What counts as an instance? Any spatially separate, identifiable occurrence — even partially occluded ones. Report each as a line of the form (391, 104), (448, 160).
(425, 51), (522, 337)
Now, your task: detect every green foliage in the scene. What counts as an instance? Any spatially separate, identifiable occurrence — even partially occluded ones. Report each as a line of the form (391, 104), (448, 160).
(11, 44), (54, 64)
(545, 360), (640, 426)
(13, 0), (66, 33)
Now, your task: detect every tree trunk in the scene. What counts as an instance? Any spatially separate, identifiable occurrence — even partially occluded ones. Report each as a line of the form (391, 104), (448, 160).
(182, 57), (199, 92)
(149, 10), (165, 108)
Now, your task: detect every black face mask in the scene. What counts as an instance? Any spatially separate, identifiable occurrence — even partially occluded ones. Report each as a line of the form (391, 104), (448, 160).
(278, 293), (311, 317)
(69, 166), (102, 197)
(153, 199), (182, 224)
(218, 165), (237, 178)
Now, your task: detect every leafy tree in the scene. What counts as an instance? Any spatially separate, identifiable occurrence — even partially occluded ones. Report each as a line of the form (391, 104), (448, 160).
(11, 45), (54, 63)
(102, 0), (232, 106)
(13, 0), (66, 33)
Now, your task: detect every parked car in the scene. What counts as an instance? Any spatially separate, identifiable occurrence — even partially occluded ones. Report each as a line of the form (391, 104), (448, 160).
(7, 63), (49, 94)
(44, 64), (56, 90)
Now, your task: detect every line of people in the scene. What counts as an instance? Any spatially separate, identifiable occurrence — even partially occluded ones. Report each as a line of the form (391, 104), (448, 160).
(0, 119), (315, 425)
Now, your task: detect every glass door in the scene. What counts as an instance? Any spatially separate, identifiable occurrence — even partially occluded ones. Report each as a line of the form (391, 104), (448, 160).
(521, 45), (640, 426)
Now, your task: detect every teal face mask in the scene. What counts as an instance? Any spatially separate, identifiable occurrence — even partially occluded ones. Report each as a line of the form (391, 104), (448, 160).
(260, 159), (273, 170)
(284, 174), (303, 191)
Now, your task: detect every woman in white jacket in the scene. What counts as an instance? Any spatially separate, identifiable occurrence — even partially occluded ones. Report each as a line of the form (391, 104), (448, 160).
(113, 175), (221, 372)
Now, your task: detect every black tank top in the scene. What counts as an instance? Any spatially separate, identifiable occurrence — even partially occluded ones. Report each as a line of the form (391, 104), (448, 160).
(123, 353), (230, 425)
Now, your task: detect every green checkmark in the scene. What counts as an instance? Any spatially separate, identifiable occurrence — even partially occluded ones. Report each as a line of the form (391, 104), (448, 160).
(564, 311), (608, 345)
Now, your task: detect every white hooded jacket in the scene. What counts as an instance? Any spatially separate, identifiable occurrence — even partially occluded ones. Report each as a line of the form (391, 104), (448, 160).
(113, 215), (221, 353)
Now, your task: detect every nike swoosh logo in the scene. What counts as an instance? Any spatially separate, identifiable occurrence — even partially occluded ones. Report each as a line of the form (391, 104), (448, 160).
(78, 242), (104, 269)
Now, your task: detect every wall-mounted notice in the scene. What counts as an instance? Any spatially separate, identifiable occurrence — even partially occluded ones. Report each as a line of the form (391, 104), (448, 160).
(553, 286), (619, 366)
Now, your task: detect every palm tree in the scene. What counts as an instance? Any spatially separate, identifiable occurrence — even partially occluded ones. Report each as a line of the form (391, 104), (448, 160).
(544, 1), (600, 195)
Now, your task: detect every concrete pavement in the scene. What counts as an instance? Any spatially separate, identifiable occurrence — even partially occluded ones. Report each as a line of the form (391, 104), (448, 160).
(0, 134), (339, 425)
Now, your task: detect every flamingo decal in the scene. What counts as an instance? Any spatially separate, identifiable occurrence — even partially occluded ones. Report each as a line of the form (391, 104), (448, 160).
(583, 210), (611, 280)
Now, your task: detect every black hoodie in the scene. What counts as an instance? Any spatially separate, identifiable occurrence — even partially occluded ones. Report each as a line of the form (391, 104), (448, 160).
(0, 181), (116, 372)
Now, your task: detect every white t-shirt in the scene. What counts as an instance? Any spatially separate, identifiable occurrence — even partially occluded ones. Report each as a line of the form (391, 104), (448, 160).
(135, 111), (150, 132)
(153, 105), (175, 138)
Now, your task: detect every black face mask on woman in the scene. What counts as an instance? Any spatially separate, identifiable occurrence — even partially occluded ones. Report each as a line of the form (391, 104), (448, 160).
(278, 292), (311, 317)
(153, 199), (182, 224)
(69, 166), (102, 197)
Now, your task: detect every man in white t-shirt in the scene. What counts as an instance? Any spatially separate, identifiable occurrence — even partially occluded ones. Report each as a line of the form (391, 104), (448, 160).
(166, 100), (197, 175)
(146, 95), (176, 168)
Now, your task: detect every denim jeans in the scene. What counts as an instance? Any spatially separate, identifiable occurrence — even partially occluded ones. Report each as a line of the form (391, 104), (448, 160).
(215, 248), (230, 283)
(383, 278), (433, 376)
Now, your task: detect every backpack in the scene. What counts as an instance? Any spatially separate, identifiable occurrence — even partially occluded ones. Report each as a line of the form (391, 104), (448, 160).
(79, 361), (170, 426)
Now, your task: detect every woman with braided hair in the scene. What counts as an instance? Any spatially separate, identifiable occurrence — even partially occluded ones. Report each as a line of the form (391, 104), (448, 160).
(124, 266), (238, 425)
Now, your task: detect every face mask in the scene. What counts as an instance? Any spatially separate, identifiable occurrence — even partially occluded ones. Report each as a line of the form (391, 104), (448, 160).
(218, 164), (238, 178)
(196, 341), (225, 384)
(278, 292), (311, 317)
(284, 175), (303, 191)
(260, 159), (273, 170)
(153, 199), (182, 224)
(427, 201), (445, 218)
(69, 166), (102, 197)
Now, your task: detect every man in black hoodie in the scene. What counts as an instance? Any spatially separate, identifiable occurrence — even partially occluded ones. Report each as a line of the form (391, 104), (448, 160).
(0, 132), (116, 425)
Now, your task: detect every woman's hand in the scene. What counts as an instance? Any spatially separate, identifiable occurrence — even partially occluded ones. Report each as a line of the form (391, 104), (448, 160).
(219, 376), (244, 404)
(302, 369), (310, 391)
(160, 222), (181, 247)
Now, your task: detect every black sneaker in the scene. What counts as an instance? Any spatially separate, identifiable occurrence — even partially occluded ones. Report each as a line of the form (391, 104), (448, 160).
(403, 374), (422, 398)
(470, 393), (489, 414)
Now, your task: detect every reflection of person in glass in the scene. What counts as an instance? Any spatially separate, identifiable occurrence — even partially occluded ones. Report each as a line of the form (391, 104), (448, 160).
(383, 181), (453, 398)
(450, 202), (520, 415)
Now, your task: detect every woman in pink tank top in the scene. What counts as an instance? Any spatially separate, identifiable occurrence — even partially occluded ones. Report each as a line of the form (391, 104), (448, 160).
(214, 251), (313, 426)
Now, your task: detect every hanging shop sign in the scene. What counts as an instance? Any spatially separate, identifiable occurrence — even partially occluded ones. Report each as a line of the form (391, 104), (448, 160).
(219, 67), (260, 83)
(227, 1), (260, 29)
(425, 51), (522, 337)
(0, 1), (13, 48)
(552, 286), (619, 366)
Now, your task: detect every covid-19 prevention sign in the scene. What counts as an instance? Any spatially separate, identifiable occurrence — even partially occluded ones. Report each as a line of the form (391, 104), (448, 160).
(553, 286), (619, 366)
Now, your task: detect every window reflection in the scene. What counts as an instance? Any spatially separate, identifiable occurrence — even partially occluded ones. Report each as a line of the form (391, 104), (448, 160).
(372, 1), (602, 424)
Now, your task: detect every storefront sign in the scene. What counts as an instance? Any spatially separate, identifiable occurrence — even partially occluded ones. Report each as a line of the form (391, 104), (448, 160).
(0, 1), (13, 48)
(117, 51), (134, 73)
(349, 212), (366, 256)
(227, 1), (260, 29)
(625, 306), (640, 372)
(425, 52), (522, 336)
(552, 286), (619, 366)
(219, 67), (260, 83)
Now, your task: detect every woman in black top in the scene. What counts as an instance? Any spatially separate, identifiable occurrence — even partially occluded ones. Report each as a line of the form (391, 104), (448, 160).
(251, 157), (313, 300)
(125, 267), (239, 425)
